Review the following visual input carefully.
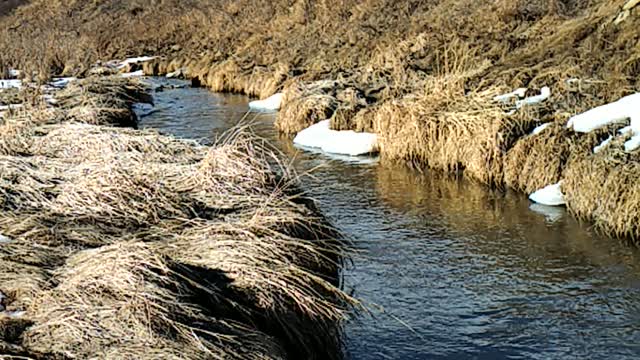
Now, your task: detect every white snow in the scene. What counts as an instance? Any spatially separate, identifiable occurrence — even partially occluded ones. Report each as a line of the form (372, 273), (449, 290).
(293, 120), (379, 156)
(531, 123), (551, 135)
(0, 104), (23, 111)
(494, 88), (528, 103)
(619, 125), (633, 135)
(117, 56), (156, 69)
(8, 69), (20, 78)
(624, 134), (640, 152)
(593, 136), (613, 154)
(0, 79), (21, 89)
(50, 77), (77, 88)
(567, 93), (640, 133)
(529, 181), (566, 206)
(516, 86), (551, 109)
(0, 234), (11, 244)
(166, 69), (184, 78)
(248, 93), (284, 111)
(121, 70), (145, 78)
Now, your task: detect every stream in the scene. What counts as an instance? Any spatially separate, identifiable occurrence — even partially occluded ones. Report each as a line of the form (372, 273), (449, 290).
(139, 78), (640, 360)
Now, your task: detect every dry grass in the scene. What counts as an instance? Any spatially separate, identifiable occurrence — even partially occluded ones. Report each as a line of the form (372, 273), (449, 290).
(23, 242), (287, 360)
(504, 121), (624, 193)
(0, 78), (355, 359)
(564, 137), (640, 242)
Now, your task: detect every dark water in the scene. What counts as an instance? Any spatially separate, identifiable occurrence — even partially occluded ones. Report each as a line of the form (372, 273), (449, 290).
(139, 79), (640, 360)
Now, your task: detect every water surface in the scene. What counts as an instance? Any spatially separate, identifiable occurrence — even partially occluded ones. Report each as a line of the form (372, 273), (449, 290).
(139, 78), (640, 360)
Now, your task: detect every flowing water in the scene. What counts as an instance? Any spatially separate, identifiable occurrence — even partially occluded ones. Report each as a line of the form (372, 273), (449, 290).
(139, 79), (640, 360)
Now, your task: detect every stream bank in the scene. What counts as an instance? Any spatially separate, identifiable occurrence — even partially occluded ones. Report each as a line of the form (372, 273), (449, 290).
(139, 78), (640, 359)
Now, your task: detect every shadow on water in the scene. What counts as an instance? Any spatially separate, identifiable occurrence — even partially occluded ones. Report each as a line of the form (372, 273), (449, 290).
(139, 78), (640, 360)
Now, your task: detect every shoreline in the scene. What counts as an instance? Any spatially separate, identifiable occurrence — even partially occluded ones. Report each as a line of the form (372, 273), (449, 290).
(142, 56), (640, 243)
(0, 75), (356, 359)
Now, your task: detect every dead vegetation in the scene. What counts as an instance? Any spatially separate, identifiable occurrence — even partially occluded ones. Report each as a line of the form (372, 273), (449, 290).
(0, 77), (355, 359)
(564, 137), (640, 242)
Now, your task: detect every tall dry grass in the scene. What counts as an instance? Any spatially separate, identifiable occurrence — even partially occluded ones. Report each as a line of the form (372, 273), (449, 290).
(0, 77), (355, 359)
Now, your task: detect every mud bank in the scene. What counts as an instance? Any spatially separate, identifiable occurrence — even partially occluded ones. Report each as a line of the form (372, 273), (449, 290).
(0, 76), (355, 359)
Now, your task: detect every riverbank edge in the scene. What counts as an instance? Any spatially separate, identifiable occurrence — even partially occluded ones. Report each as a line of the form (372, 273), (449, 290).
(142, 56), (640, 243)
(0, 75), (356, 359)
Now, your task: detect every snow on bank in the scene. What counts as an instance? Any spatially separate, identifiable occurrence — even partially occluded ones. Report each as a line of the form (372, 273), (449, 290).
(531, 123), (551, 135)
(166, 69), (185, 78)
(567, 93), (639, 133)
(593, 136), (613, 154)
(0, 234), (11, 244)
(50, 77), (77, 88)
(567, 93), (640, 152)
(529, 182), (566, 206)
(117, 56), (156, 69)
(121, 70), (145, 78)
(516, 86), (551, 109)
(248, 93), (283, 111)
(294, 120), (378, 156)
(494, 88), (527, 103)
(0, 79), (21, 89)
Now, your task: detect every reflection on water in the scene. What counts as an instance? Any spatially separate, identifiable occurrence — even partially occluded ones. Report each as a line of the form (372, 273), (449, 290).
(139, 79), (640, 360)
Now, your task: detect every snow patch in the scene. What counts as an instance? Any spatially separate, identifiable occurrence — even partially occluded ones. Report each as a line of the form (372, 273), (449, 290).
(121, 70), (145, 78)
(294, 120), (379, 156)
(0, 79), (21, 89)
(0, 234), (11, 244)
(516, 86), (551, 109)
(494, 88), (528, 103)
(567, 93), (640, 133)
(619, 125), (633, 135)
(8, 69), (20, 78)
(529, 181), (566, 206)
(166, 69), (185, 78)
(0, 104), (23, 111)
(249, 93), (284, 111)
(624, 134), (640, 152)
(593, 136), (613, 154)
(531, 123), (551, 135)
(117, 56), (156, 69)
(50, 77), (77, 88)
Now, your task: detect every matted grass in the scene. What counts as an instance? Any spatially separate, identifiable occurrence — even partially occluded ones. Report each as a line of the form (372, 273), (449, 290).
(564, 138), (640, 242)
(0, 78), (356, 359)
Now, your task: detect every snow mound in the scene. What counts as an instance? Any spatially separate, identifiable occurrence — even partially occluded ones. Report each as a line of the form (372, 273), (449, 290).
(593, 136), (613, 154)
(117, 56), (156, 69)
(0, 234), (11, 244)
(249, 93), (283, 111)
(0, 104), (23, 111)
(529, 182), (566, 206)
(624, 134), (640, 152)
(531, 123), (551, 135)
(567, 93), (640, 133)
(294, 120), (378, 156)
(166, 69), (185, 78)
(121, 70), (145, 78)
(494, 88), (527, 103)
(0, 79), (22, 89)
(516, 86), (551, 109)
